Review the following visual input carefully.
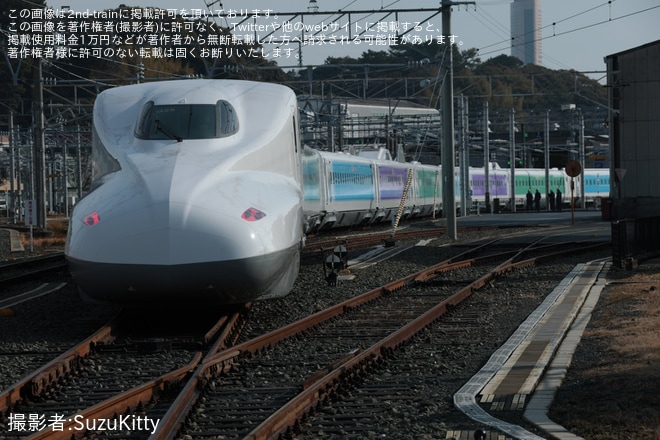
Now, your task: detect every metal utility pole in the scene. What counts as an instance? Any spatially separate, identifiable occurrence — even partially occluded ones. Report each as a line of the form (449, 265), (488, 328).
(458, 95), (470, 217)
(8, 111), (15, 222)
(33, 60), (47, 231)
(579, 111), (586, 209)
(544, 111), (550, 211)
(509, 108), (516, 213)
(483, 101), (490, 213)
(441, 0), (456, 238)
(440, 0), (475, 238)
(457, 95), (465, 216)
(0, 102), (19, 223)
(76, 126), (83, 200)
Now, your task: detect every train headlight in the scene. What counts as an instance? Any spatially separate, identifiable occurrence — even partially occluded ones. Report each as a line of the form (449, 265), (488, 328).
(241, 207), (266, 222)
(83, 211), (101, 226)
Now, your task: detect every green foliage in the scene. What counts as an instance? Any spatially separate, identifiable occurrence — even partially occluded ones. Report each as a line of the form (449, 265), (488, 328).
(306, 44), (607, 114)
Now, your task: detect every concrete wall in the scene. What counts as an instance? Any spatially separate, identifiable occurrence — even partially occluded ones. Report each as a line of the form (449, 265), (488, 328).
(607, 40), (660, 219)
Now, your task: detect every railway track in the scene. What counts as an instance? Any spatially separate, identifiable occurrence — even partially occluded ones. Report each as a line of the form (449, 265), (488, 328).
(0, 254), (67, 309)
(303, 222), (500, 256)
(63, 237), (602, 439)
(177, 239), (606, 440)
(0, 226), (610, 440)
(0, 306), (251, 440)
(0, 254), (66, 284)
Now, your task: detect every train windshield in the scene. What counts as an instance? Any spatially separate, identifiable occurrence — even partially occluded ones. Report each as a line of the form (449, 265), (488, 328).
(135, 100), (239, 140)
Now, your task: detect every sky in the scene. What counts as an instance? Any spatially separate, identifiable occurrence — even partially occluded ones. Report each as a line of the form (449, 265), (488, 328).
(39, 0), (660, 78)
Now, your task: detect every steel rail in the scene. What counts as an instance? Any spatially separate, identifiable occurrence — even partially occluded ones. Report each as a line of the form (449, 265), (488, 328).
(150, 238), (545, 439)
(242, 241), (609, 439)
(146, 239), (607, 439)
(0, 253), (67, 284)
(20, 308), (248, 440)
(0, 282), (67, 309)
(151, 307), (249, 439)
(305, 225), (499, 255)
(25, 352), (203, 440)
(0, 318), (117, 414)
(0, 299), (253, 439)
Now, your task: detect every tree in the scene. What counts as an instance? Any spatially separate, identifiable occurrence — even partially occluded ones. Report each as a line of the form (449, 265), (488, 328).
(479, 54), (524, 70)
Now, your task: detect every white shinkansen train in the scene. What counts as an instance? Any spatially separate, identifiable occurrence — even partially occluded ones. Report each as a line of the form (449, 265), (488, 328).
(302, 149), (609, 230)
(66, 79), (304, 306)
(65, 79), (610, 307)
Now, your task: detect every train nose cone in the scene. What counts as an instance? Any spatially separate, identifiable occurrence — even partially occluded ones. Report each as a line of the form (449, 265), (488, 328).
(66, 173), (301, 307)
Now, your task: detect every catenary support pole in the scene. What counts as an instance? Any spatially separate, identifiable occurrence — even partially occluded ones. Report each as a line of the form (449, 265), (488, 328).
(441, 0), (457, 239)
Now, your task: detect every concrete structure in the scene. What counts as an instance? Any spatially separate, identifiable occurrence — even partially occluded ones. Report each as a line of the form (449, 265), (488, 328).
(510, 0), (542, 66)
(606, 40), (660, 219)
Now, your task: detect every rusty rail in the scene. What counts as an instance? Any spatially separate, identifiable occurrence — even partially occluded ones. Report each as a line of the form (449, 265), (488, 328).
(242, 241), (609, 440)
(0, 318), (117, 414)
(25, 352), (203, 440)
(147, 239), (603, 440)
(151, 308), (248, 440)
(6, 307), (251, 440)
(155, 238), (588, 439)
(305, 225), (500, 255)
(14, 239), (604, 440)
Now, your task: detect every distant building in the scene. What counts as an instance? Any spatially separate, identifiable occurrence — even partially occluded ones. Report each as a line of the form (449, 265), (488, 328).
(510, 0), (542, 65)
(298, 96), (440, 156)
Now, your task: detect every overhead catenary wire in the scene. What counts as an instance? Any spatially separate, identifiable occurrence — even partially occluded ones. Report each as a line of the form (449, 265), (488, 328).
(475, 1), (660, 60)
(14, 1), (656, 81)
(5, 1), (654, 102)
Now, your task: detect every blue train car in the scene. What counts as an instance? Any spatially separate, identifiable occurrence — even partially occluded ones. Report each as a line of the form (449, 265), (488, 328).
(583, 170), (610, 207)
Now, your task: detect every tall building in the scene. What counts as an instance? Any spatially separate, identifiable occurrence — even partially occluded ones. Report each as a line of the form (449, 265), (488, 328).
(510, 0), (542, 65)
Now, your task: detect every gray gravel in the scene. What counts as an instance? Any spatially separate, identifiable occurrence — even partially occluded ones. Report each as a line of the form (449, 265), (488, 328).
(0, 227), (610, 439)
(243, 228), (610, 439)
(0, 229), (121, 395)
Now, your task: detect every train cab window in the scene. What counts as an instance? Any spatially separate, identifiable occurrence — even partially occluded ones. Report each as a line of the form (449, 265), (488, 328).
(135, 100), (238, 141)
(135, 101), (154, 139)
(217, 100), (239, 136)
